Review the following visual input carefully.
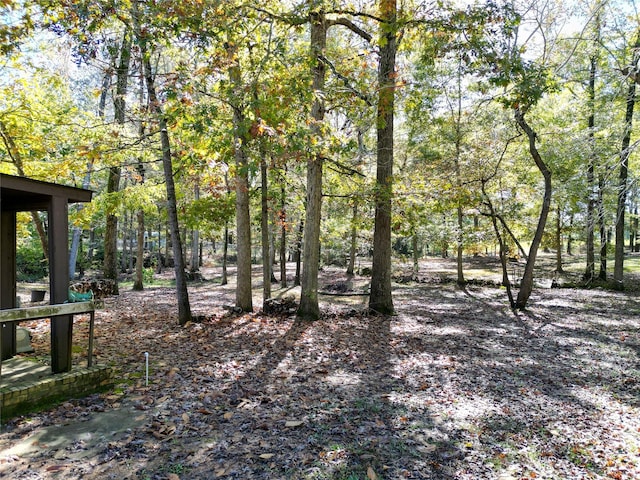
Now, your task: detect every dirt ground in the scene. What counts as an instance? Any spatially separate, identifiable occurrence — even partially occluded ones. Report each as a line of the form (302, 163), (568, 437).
(1, 255), (639, 479)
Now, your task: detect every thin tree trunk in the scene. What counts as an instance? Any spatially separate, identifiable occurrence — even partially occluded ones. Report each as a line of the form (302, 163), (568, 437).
(191, 183), (200, 272)
(104, 26), (132, 295)
(297, 11), (327, 320)
(613, 34), (639, 287)
(585, 41), (598, 280)
(261, 156), (271, 305)
(133, 161), (146, 291)
(369, 0), (397, 315)
(280, 181), (287, 288)
(482, 181), (515, 307)
(454, 54), (465, 285)
(294, 219), (303, 287)
(633, 205), (639, 252)
(221, 224), (229, 285)
(514, 108), (552, 310)
(133, 210), (145, 290)
(135, 5), (191, 324)
(347, 201), (358, 276)
(567, 213), (574, 255)
(556, 204), (564, 273)
(412, 233), (419, 277)
(598, 173), (607, 280)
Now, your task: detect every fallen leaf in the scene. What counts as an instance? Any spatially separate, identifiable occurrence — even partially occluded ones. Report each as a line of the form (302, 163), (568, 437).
(285, 420), (304, 427)
(46, 465), (66, 472)
(259, 453), (275, 459)
(223, 412), (234, 420)
(182, 413), (190, 424)
(367, 466), (378, 480)
(167, 474), (180, 480)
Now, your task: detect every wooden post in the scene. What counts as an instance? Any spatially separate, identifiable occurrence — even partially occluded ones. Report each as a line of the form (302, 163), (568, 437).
(49, 196), (72, 373)
(0, 210), (17, 360)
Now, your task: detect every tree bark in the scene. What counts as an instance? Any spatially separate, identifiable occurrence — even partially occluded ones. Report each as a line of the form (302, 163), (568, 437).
(482, 181), (515, 307)
(585, 45), (598, 280)
(514, 108), (552, 310)
(261, 155), (271, 305)
(133, 209), (145, 291)
(280, 180), (287, 288)
(104, 26), (132, 295)
(369, 0), (397, 315)
(191, 183), (200, 272)
(221, 224), (229, 285)
(294, 219), (303, 287)
(347, 201), (358, 276)
(135, 6), (191, 324)
(411, 233), (419, 277)
(454, 54), (465, 285)
(556, 204), (563, 273)
(598, 172), (607, 279)
(297, 11), (327, 320)
(227, 42), (253, 312)
(613, 34), (639, 287)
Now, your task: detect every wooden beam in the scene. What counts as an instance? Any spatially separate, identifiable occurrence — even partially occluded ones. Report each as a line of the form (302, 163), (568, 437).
(0, 302), (95, 322)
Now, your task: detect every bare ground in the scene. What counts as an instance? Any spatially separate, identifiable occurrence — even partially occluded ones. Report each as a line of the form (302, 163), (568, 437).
(1, 256), (640, 479)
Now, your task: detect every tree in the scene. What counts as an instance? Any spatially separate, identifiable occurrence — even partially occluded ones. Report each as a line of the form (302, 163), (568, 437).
(226, 39), (254, 312)
(297, 10), (328, 320)
(369, 0), (397, 315)
(103, 25), (132, 295)
(133, 0), (192, 325)
(613, 30), (640, 288)
(584, 2), (603, 282)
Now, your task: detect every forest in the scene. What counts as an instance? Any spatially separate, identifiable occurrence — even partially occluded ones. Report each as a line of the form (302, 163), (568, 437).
(1, 0), (640, 479)
(1, 0), (639, 318)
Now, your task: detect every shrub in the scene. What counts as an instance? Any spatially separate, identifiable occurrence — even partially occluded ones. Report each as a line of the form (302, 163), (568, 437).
(16, 244), (47, 281)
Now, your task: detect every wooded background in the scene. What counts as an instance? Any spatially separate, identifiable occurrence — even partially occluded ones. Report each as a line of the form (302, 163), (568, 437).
(1, 0), (638, 322)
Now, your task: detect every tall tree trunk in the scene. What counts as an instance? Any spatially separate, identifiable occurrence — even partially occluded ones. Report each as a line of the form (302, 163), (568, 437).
(482, 181), (515, 307)
(613, 35), (639, 287)
(261, 156), (271, 305)
(133, 160), (146, 291)
(135, 7), (191, 325)
(104, 26), (132, 295)
(191, 183), (200, 272)
(280, 180), (287, 288)
(514, 109), (552, 310)
(454, 54), (465, 285)
(556, 204), (564, 273)
(629, 205), (638, 252)
(347, 200), (358, 276)
(585, 40), (598, 280)
(221, 224), (229, 285)
(567, 213), (574, 255)
(133, 210), (145, 290)
(598, 173), (607, 279)
(411, 232), (419, 277)
(297, 11), (327, 320)
(369, 0), (397, 315)
(227, 42), (253, 312)
(294, 219), (303, 286)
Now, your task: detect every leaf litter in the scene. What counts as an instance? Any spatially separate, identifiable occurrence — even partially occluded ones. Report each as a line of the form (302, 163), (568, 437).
(0, 261), (639, 479)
